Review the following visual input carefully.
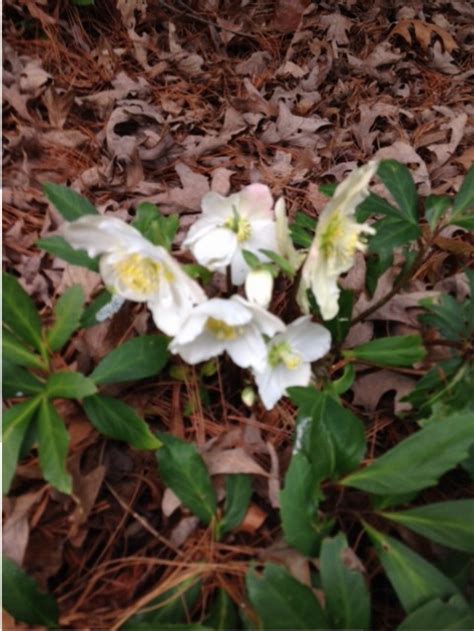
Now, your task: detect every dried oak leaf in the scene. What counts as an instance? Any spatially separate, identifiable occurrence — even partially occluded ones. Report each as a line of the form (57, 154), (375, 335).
(352, 369), (415, 415)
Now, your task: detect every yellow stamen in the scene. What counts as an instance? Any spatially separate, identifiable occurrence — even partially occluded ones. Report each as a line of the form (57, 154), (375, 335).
(224, 215), (252, 242)
(115, 253), (163, 295)
(206, 317), (241, 341)
(268, 342), (302, 370)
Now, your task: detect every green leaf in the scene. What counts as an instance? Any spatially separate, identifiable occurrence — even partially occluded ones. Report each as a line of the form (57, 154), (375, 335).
(319, 289), (353, 345)
(356, 192), (401, 222)
(365, 250), (393, 298)
(120, 577), (202, 629)
(419, 295), (465, 342)
(183, 264), (213, 285)
(279, 452), (322, 556)
(382, 500), (474, 554)
(364, 524), (458, 614)
(46, 372), (97, 399)
(246, 563), (329, 629)
(320, 533), (370, 630)
(218, 474), (252, 537)
(451, 165), (474, 219)
(319, 183), (337, 197)
(47, 285), (85, 351)
(242, 249), (262, 270)
(43, 182), (97, 221)
(81, 289), (119, 328)
(2, 360), (44, 398)
(377, 160), (418, 224)
(205, 589), (239, 630)
(398, 595), (474, 630)
(3, 329), (45, 370)
(3, 272), (43, 353)
(345, 335), (426, 367)
(2, 556), (59, 627)
(342, 410), (474, 495)
(72, 0), (95, 5)
(37, 398), (72, 494)
(90, 335), (169, 385)
(2, 397), (42, 494)
(449, 213), (474, 230)
(259, 248), (294, 277)
(37, 236), (99, 271)
(425, 195), (451, 231)
(156, 434), (217, 525)
(368, 215), (420, 252)
(83, 395), (161, 450)
(132, 203), (179, 250)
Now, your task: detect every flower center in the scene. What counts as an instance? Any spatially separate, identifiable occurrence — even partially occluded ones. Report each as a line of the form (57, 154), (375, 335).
(206, 317), (242, 341)
(268, 341), (302, 370)
(319, 211), (365, 266)
(224, 214), (252, 242)
(115, 253), (165, 295)
(319, 211), (345, 258)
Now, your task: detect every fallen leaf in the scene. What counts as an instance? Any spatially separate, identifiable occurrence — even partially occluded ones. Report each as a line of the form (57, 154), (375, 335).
(352, 369), (415, 414)
(237, 504), (267, 532)
(202, 447), (269, 477)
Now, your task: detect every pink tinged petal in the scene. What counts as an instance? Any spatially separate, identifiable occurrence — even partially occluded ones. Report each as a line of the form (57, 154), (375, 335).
(170, 331), (226, 364)
(201, 191), (235, 219)
(286, 316), (332, 362)
(236, 184), (274, 220)
(191, 227), (237, 270)
(225, 325), (267, 371)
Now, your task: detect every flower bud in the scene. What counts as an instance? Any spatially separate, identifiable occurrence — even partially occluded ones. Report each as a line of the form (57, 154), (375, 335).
(275, 197), (305, 271)
(244, 269), (274, 309)
(241, 386), (257, 407)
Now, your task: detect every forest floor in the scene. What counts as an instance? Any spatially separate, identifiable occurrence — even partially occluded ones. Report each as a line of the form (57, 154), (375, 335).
(2, 0), (473, 629)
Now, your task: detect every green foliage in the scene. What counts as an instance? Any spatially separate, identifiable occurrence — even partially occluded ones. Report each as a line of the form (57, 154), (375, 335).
(246, 563), (328, 629)
(46, 372), (97, 399)
(259, 248), (294, 277)
(2, 360), (44, 398)
(90, 335), (169, 384)
(289, 211), (316, 248)
(317, 289), (353, 345)
(156, 434), (217, 525)
(377, 160), (418, 225)
(2, 556), (59, 627)
(320, 533), (371, 630)
(343, 410), (474, 495)
(425, 195), (451, 231)
(397, 595), (474, 630)
(205, 589), (239, 630)
(121, 578), (202, 629)
(47, 285), (85, 351)
(43, 182), (97, 220)
(3, 272), (44, 354)
(450, 165), (474, 229)
(217, 474), (252, 538)
(382, 500), (474, 554)
(345, 335), (426, 367)
(364, 524), (459, 614)
(3, 329), (45, 370)
(132, 202), (179, 250)
(83, 395), (161, 450)
(37, 236), (99, 271)
(37, 398), (72, 494)
(80, 289), (116, 327)
(419, 292), (470, 342)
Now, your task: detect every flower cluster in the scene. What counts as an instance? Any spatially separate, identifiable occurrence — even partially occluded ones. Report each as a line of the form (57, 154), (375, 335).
(63, 162), (378, 409)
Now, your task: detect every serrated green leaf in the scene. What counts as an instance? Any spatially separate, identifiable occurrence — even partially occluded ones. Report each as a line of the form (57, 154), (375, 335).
(419, 295), (465, 341)
(47, 285), (85, 351)
(37, 236), (99, 271)
(356, 192), (401, 222)
(377, 160), (418, 224)
(342, 410), (474, 495)
(2, 556), (59, 627)
(398, 595), (474, 630)
(218, 474), (252, 537)
(37, 398), (72, 494)
(425, 195), (451, 231)
(83, 395), (161, 450)
(120, 578), (202, 629)
(2, 396), (42, 494)
(2, 360), (45, 399)
(368, 215), (420, 251)
(43, 182), (97, 220)
(451, 165), (474, 218)
(205, 589), (239, 630)
(346, 335), (426, 367)
(90, 335), (169, 385)
(132, 203), (179, 250)
(320, 533), (370, 630)
(364, 524), (458, 614)
(156, 434), (216, 525)
(46, 372), (97, 399)
(3, 329), (45, 370)
(365, 250), (393, 297)
(3, 272), (43, 353)
(246, 564), (329, 629)
(382, 500), (474, 554)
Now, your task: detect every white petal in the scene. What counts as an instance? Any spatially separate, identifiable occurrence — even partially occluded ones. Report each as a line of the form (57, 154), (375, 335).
(173, 310), (209, 345)
(225, 325), (267, 371)
(170, 331), (225, 364)
(320, 160), (379, 221)
(62, 215), (146, 257)
(245, 269), (273, 309)
(183, 215), (222, 247)
(230, 249), (249, 285)
(286, 316), (331, 362)
(254, 366), (284, 410)
(235, 184), (274, 220)
(149, 281), (200, 336)
(232, 296), (285, 337)
(201, 191), (235, 219)
(244, 219), (278, 255)
(190, 227), (237, 270)
(311, 265), (340, 321)
(195, 297), (253, 326)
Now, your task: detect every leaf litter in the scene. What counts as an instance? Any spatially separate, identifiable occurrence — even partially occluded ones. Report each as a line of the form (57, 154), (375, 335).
(2, 0), (473, 628)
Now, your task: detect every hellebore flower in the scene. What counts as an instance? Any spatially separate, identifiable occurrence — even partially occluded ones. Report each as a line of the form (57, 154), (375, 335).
(274, 197), (306, 273)
(245, 268), (274, 309)
(254, 316), (331, 409)
(62, 215), (205, 336)
(183, 184), (279, 285)
(169, 295), (285, 372)
(297, 161), (378, 320)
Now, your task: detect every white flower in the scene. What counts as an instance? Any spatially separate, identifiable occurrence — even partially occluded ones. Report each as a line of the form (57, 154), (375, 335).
(274, 197), (306, 272)
(245, 268), (274, 309)
(297, 161), (378, 320)
(62, 215), (205, 336)
(254, 316), (331, 410)
(169, 295), (285, 372)
(183, 184), (279, 285)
